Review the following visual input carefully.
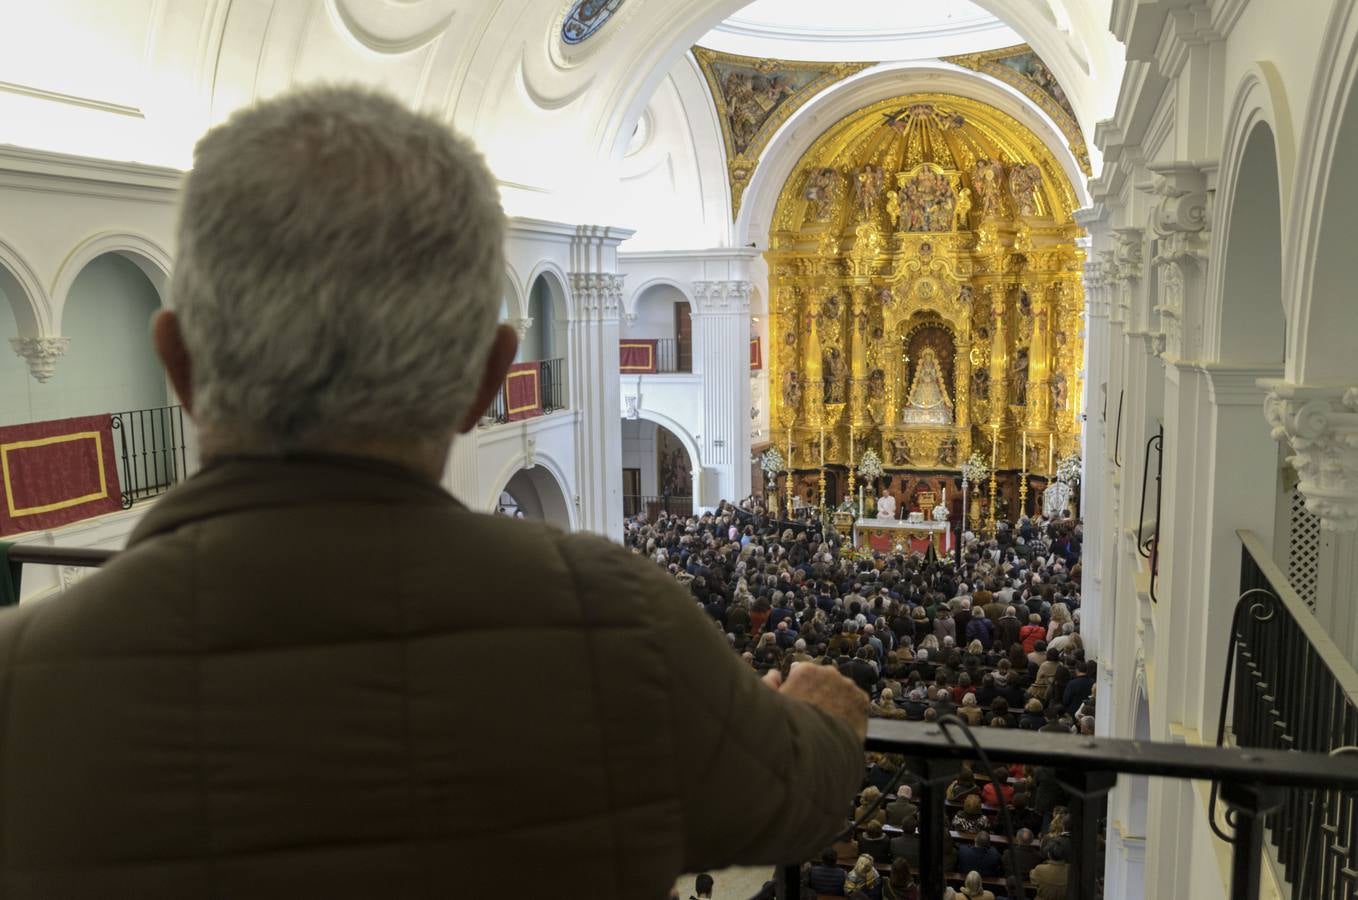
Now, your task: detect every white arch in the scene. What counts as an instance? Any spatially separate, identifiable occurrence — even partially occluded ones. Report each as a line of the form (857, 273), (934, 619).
(484, 448), (578, 531)
(634, 406), (702, 511)
(597, 0), (1119, 166)
(1203, 65), (1295, 365)
(1285, 1), (1358, 382)
(51, 231), (173, 333)
(503, 262), (528, 321)
(623, 277), (696, 319)
(524, 260), (576, 321)
(0, 235), (54, 335)
(734, 63), (1091, 248)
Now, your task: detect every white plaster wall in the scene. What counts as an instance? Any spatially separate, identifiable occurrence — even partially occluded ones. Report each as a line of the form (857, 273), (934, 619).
(621, 418), (660, 496)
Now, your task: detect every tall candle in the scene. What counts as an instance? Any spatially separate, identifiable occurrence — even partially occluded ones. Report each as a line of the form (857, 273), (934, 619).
(1022, 430), (1027, 472)
(942, 487), (947, 504)
(1049, 434), (1055, 472)
(991, 427), (998, 468)
(819, 428), (825, 465)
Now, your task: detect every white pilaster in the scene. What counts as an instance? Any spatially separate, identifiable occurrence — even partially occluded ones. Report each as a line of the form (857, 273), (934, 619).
(692, 280), (753, 507)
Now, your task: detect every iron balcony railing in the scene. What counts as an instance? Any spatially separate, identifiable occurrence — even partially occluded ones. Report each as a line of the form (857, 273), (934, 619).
(110, 405), (190, 508)
(773, 721), (1358, 900)
(623, 494), (694, 519)
(1212, 530), (1358, 899)
(484, 357), (567, 425)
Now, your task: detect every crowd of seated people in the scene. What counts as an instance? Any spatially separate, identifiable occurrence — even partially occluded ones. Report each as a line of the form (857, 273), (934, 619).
(625, 497), (1091, 900)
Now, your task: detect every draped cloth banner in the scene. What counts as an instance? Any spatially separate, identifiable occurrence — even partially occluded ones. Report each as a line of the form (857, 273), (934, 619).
(619, 340), (658, 374)
(750, 337), (763, 371)
(503, 362), (542, 422)
(1, 414), (121, 536)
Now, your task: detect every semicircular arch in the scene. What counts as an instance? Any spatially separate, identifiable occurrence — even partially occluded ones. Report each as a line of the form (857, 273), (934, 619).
(624, 277), (696, 319)
(525, 261), (575, 321)
(52, 232), (173, 333)
(633, 407), (702, 510)
(0, 236), (52, 335)
(484, 449), (578, 530)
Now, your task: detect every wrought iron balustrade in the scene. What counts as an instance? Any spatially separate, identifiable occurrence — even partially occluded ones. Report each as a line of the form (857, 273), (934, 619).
(1210, 530), (1358, 899)
(110, 405), (190, 508)
(773, 720), (1358, 900)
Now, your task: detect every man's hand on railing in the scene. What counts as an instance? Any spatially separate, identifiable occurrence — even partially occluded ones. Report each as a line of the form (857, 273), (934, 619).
(763, 662), (869, 742)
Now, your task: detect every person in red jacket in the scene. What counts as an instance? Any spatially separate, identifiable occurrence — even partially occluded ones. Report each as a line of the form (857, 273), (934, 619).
(1019, 613), (1047, 653)
(981, 767), (1016, 806)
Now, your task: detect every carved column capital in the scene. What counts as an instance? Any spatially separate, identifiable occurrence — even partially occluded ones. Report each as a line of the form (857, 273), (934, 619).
(10, 336), (70, 383)
(510, 317), (534, 340)
(692, 280), (753, 315)
(569, 273), (625, 320)
(1262, 380), (1358, 532)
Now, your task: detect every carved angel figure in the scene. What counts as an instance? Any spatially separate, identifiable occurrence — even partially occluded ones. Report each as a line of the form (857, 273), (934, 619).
(804, 167), (841, 220)
(1008, 162), (1044, 217)
(889, 436), (912, 466)
(971, 158), (1007, 218)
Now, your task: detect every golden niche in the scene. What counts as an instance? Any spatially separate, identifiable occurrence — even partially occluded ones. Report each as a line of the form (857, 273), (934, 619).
(767, 93), (1085, 476)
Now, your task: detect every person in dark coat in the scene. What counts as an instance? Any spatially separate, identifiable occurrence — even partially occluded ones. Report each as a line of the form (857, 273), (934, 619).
(809, 848), (848, 895)
(956, 831), (1002, 877)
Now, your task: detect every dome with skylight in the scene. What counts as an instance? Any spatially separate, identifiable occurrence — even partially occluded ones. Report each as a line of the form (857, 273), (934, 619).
(701, 0), (1021, 61)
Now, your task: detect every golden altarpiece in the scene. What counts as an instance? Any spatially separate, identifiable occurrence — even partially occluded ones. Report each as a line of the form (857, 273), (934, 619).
(766, 94), (1085, 518)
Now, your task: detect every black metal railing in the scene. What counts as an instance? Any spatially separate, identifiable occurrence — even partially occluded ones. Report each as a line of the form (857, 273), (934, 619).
(1137, 426), (1164, 602)
(110, 405), (189, 508)
(623, 494), (694, 519)
(654, 339), (691, 373)
(1208, 531), (1358, 899)
(483, 358), (567, 425)
(772, 720), (1358, 900)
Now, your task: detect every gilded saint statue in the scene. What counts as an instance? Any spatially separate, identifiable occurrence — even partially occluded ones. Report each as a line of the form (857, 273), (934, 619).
(902, 347), (955, 426)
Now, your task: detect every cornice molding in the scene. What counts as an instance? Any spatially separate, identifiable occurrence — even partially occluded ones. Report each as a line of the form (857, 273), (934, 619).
(0, 145), (182, 203)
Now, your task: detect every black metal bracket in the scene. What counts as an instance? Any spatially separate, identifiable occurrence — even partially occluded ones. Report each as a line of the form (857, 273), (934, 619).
(1137, 427), (1164, 601)
(1114, 389), (1125, 468)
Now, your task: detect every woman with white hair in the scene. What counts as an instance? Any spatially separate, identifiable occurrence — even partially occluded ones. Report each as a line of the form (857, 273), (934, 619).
(844, 854), (882, 898)
(1046, 602), (1072, 641)
(959, 870), (995, 900)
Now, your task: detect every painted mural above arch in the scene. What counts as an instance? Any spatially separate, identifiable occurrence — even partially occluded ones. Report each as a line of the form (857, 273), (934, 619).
(693, 47), (874, 220)
(942, 43), (1091, 176)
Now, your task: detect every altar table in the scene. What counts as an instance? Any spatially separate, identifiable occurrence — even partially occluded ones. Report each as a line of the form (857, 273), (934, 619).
(853, 518), (953, 555)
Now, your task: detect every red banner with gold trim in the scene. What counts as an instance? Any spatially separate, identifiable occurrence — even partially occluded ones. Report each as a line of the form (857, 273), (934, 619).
(1, 414), (122, 536)
(504, 362), (542, 422)
(750, 337), (763, 371)
(619, 339), (658, 374)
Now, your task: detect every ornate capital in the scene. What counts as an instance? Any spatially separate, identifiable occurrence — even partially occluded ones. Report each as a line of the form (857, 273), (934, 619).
(569, 273), (625, 319)
(10, 336), (70, 383)
(1112, 227), (1144, 284)
(692, 280), (753, 315)
(510, 317), (534, 340)
(1262, 381), (1358, 531)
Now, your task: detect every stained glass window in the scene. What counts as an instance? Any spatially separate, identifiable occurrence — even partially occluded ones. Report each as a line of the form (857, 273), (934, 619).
(561, 0), (625, 45)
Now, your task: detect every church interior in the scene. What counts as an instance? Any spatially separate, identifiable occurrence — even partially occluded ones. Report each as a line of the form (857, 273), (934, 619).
(3, 1), (1358, 898)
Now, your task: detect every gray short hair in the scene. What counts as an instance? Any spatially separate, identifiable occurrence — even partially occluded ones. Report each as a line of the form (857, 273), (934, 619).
(173, 86), (505, 450)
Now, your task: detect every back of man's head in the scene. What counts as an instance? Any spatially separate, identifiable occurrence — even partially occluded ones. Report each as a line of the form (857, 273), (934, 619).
(694, 873), (714, 896)
(170, 86), (508, 462)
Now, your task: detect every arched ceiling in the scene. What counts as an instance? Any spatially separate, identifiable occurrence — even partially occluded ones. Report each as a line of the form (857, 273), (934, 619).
(0, 0), (1122, 230)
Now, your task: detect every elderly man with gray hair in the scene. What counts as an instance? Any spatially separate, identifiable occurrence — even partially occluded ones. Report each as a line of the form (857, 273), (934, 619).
(0, 87), (867, 899)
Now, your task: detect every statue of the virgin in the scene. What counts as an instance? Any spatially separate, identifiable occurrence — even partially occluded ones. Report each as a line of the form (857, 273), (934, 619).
(902, 347), (954, 426)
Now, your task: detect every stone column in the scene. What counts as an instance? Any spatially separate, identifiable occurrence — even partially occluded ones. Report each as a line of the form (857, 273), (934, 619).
(1262, 382), (1358, 660)
(1080, 257), (1112, 661)
(693, 280), (754, 506)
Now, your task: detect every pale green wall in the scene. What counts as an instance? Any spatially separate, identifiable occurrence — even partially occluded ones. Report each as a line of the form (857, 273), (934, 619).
(0, 253), (166, 427)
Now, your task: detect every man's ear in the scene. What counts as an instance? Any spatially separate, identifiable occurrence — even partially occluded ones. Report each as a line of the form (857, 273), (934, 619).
(459, 324), (519, 433)
(152, 310), (194, 414)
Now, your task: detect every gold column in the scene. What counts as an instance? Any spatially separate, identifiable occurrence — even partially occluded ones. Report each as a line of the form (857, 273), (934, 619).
(850, 283), (870, 427)
(986, 285), (1008, 434)
(1026, 282), (1053, 431)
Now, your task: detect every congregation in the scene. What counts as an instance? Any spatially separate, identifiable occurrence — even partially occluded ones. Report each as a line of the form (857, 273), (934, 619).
(630, 499), (1092, 900)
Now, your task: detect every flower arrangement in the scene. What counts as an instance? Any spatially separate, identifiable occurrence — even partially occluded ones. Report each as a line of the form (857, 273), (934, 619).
(1056, 453), (1082, 485)
(858, 449), (884, 481)
(961, 451), (990, 485)
(761, 447), (785, 476)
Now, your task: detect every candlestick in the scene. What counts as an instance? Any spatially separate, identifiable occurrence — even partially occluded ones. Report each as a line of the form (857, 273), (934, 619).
(819, 428), (825, 466)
